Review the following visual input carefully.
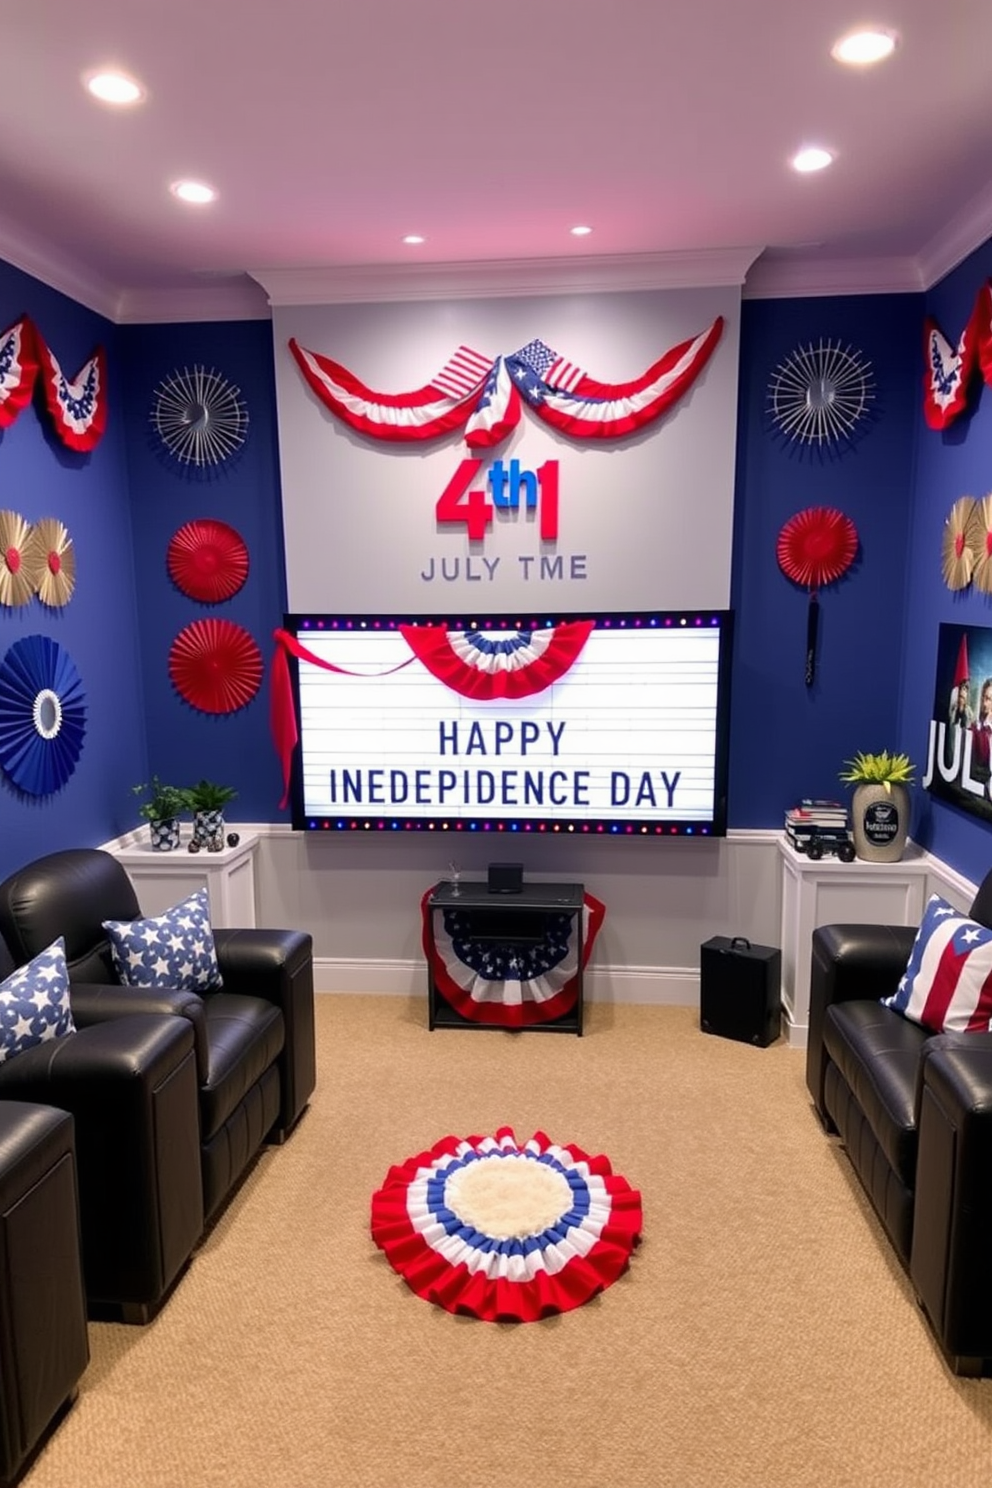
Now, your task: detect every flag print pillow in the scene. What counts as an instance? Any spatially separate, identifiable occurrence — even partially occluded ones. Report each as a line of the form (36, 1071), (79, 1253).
(0, 937), (75, 1063)
(883, 893), (992, 1033)
(103, 888), (223, 994)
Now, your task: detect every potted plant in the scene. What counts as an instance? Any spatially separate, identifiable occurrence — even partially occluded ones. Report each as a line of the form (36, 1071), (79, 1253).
(186, 779), (238, 852)
(132, 777), (189, 852)
(839, 751), (915, 862)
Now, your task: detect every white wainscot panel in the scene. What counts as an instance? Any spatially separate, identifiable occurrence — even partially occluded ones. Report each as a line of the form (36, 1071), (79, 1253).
(107, 829), (259, 928)
(778, 838), (931, 1049)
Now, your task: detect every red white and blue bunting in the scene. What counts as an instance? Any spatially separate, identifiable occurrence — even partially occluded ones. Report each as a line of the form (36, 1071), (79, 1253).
(0, 316), (108, 452)
(370, 1126), (642, 1322)
(289, 318), (724, 450)
(924, 282), (992, 431)
(421, 887), (605, 1028)
(0, 318), (40, 430)
(398, 620), (594, 701)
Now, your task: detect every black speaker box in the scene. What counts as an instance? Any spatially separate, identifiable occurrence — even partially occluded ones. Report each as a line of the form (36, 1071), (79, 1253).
(487, 862), (523, 894)
(699, 936), (781, 1047)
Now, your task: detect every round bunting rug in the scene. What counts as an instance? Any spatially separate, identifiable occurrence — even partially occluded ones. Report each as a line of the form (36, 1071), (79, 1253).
(370, 1127), (642, 1322)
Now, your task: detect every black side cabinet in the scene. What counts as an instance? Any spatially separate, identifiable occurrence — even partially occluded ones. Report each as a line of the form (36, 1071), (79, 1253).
(426, 881), (586, 1035)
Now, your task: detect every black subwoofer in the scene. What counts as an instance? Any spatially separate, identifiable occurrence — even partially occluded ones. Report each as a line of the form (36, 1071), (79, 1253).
(487, 862), (523, 894)
(699, 935), (782, 1047)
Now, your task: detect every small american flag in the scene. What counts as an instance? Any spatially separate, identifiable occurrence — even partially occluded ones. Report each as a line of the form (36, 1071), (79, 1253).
(429, 345), (493, 401)
(514, 339), (586, 393)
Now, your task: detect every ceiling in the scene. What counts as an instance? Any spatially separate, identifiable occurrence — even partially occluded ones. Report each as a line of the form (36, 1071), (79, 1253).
(2, 1), (991, 322)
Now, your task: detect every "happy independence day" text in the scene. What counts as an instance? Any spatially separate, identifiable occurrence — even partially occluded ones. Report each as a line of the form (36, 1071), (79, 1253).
(322, 719), (682, 809)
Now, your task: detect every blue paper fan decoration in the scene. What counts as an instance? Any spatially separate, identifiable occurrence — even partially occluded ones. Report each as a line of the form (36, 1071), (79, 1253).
(0, 636), (87, 795)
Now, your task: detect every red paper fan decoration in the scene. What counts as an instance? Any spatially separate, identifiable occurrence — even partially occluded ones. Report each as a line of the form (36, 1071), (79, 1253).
(777, 507), (859, 687)
(777, 507), (858, 587)
(169, 619), (262, 714)
(167, 519), (249, 603)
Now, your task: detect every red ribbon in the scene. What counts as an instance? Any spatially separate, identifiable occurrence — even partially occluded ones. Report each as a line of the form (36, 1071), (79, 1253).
(269, 628), (416, 809)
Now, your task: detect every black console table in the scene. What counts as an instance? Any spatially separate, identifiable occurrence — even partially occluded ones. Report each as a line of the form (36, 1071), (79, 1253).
(425, 880), (587, 1035)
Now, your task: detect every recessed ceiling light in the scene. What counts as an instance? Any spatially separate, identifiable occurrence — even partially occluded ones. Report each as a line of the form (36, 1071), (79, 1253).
(402, 234), (425, 245)
(85, 70), (144, 105)
(792, 146), (834, 174)
(831, 29), (897, 66)
(170, 180), (217, 205)
(570, 225), (593, 236)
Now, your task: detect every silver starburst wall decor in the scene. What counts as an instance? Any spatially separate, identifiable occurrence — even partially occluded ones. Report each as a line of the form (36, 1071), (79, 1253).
(767, 339), (876, 447)
(150, 365), (249, 467)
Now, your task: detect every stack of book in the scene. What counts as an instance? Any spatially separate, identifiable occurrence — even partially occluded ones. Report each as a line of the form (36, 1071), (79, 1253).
(784, 798), (851, 851)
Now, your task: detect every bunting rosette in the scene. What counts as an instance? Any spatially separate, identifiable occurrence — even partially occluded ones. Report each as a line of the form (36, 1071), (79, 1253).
(22, 518), (75, 608)
(0, 635), (86, 795)
(0, 510), (36, 607)
(942, 497), (979, 590)
(967, 495), (992, 594)
(0, 317), (40, 430)
(167, 519), (249, 603)
(423, 888), (605, 1027)
(777, 507), (858, 686)
(370, 1126), (642, 1322)
(36, 339), (108, 452)
(169, 619), (263, 714)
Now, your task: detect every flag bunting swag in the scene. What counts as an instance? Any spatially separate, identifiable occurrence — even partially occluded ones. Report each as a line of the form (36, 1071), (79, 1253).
(0, 315), (108, 451)
(924, 281), (992, 431)
(288, 318), (725, 450)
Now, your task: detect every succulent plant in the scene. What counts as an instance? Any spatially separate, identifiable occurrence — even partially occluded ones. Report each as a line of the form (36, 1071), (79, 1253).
(839, 751), (915, 793)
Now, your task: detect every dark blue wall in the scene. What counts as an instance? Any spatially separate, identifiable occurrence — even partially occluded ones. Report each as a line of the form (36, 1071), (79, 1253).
(0, 262), (145, 878)
(117, 320), (288, 824)
(899, 238), (992, 885)
(6, 253), (992, 888)
(730, 292), (920, 828)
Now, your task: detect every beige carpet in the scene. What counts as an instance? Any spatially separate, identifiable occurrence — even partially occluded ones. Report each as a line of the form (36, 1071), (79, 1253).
(25, 996), (992, 1488)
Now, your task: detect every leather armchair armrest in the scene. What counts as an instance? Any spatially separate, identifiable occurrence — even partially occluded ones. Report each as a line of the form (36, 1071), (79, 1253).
(806, 923), (917, 1122)
(0, 1015), (204, 1312)
(69, 982), (209, 1084)
(911, 1037), (992, 1370)
(214, 928), (316, 1135)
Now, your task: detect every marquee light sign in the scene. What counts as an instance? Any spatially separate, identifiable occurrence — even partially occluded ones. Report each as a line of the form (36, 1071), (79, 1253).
(274, 610), (734, 834)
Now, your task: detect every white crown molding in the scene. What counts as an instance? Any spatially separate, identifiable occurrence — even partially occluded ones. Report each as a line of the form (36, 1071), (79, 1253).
(744, 252), (925, 300)
(115, 278), (272, 324)
(0, 213), (122, 321)
(915, 182), (992, 291)
(249, 247), (764, 306)
(4, 184), (992, 323)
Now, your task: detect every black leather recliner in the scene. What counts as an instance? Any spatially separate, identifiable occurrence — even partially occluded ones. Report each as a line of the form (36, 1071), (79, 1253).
(806, 867), (992, 1376)
(0, 931), (203, 1323)
(0, 1096), (89, 1483)
(0, 848), (316, 1227)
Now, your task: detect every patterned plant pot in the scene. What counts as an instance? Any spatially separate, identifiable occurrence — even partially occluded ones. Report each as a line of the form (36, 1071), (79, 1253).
(850, 783), (910, 862)
(149, 816), (181, 852)
(192, 809), (225, 851)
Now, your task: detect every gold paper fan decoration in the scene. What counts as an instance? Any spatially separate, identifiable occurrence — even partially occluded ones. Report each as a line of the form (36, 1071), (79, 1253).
(23, 518), (76, 607)
(942, 496), (979, 590)
(0, 510), (37, 607)
(967, 495), (992, 594)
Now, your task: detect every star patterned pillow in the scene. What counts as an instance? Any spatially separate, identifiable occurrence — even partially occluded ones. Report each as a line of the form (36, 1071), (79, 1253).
(882, 893), (992, 1033)
(0, 937), (75, 1063)
(103, 889), (223, 994)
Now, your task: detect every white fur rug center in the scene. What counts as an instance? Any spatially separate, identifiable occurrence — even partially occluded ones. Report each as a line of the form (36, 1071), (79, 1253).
(444, 1154), (573, 1239)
